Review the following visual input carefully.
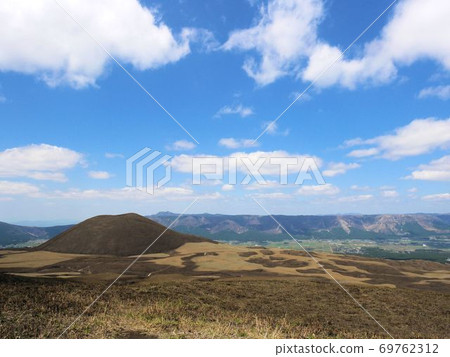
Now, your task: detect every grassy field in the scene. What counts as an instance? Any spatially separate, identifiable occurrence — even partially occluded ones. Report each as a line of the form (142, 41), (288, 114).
(1, 273), (449, 339)
(2, 243), (449, 291)
(1, 242), (449, 339)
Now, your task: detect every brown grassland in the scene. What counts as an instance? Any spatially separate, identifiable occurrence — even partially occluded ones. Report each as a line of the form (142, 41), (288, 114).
(1, 241), (449, 339)
(1, 274), (449, 339)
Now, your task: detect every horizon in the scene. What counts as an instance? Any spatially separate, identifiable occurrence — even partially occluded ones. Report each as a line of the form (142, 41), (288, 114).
(1, 0), (449, 222)
(6, 210), (450, 228)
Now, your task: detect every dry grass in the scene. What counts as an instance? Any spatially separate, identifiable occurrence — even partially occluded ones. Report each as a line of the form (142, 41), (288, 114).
(1, 243), (449, 292)
(0, 251), (82, 269)
(1, 274), (449, 339)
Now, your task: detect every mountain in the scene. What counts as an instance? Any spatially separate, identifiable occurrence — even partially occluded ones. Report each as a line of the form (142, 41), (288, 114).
(149, 213), (450, 244)
(0, 221), (72, 247)
(36, 213), (214, 256)
(2, 212), (450, 249)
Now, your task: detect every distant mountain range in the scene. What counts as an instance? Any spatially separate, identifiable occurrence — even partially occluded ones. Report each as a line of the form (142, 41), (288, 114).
(149, 213), (450, 246)
(0, 222), (72, 247)
(1, 213), (450, 248)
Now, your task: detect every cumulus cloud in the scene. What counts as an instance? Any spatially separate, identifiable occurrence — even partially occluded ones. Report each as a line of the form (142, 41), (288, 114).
(303, 0), (450, 88)
(0, 0), (198, 88)
(225, 0), (450, 89)
(221, 184), (234, 191)
(407, 155), (450, 181)
(244, 180), (288, 190)
(230, 150), (321, 176)
(345, 118), (450, 160)
(381, 190), (399, 198)
(338, 194), (373, 202)
(350, 185), (371, 191)
(297, 183), (339, 196)
(214, 104), (254, 118)
(88, 171), (112, 179)
(347, 148), (379, 158)
(170, 150), (323, 183)
(46, 186), (195, 200)
(422, 193), (450, 201)
(223, 0), (323, 85)
(166, 140), (196, 151)
(11, 184), (221, 202)
(418, 85), (450, 100)
(218, 138), (259, 149)
(322, 162), (360, 177)
(0, 144), (83, 182)
(0, 180), (40, 195)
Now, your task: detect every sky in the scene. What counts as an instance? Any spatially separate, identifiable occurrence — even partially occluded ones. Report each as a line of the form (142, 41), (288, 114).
(0, 0), (449, 224)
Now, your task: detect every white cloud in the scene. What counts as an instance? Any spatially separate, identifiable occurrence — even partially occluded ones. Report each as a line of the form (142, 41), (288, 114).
(88, 171), (112, 179)
(251, 192), (291, 199)
(322, 162), (360, 177)
(407, 155), (450, 181)
(381, 190), (399, 198)
(345, 118), (450, 160)
(0, 0), (197, 88)
(226, 0), (450, 89)
(0, 178), (222, 202)
(244, 180), (287, 190)
(42, 186), (221, 202)
(0, 144), (83, 182)
(170, 150), (322, 178)
(350, 185), (371, 191)
(166, 140), (196, 151)
(261, 121), (289, 136)
(170, 154), (210, 173)
(221, 184), (234, 191)
(223, 0), (323, 85)
(418, 85), (450, 100)
(0, 180), (40, 195)
(303, 0), (450, 88)
(230, 150), (322, 176)
(105, 152), (124, 159)
(422, 193), (450, 201)
(27, 172), (68, 182)
(347, 148), (379, 158)
(214, 104), (254, 118)
(297, 183), (339, 196)
(338, 194), (373, 202)
(408, 187), (418, 193)
(379, 185), (395, 190)
(218, 138), (259, 149)
(181, 28), (219, 53)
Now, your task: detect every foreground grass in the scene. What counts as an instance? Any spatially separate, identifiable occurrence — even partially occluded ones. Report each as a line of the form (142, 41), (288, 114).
(0, 274), (449, 339)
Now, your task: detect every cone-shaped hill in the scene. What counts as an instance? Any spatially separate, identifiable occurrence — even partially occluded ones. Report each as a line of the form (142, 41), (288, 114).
(36, 213), (214, 256)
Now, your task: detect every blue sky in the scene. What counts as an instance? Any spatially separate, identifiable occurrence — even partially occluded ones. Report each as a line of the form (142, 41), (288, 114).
(0, 0), (449, 223)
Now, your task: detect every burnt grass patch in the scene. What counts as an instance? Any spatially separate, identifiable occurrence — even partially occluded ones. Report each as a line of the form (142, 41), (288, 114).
(238, 251), (258, 257)
(247, 257), (309, 268)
